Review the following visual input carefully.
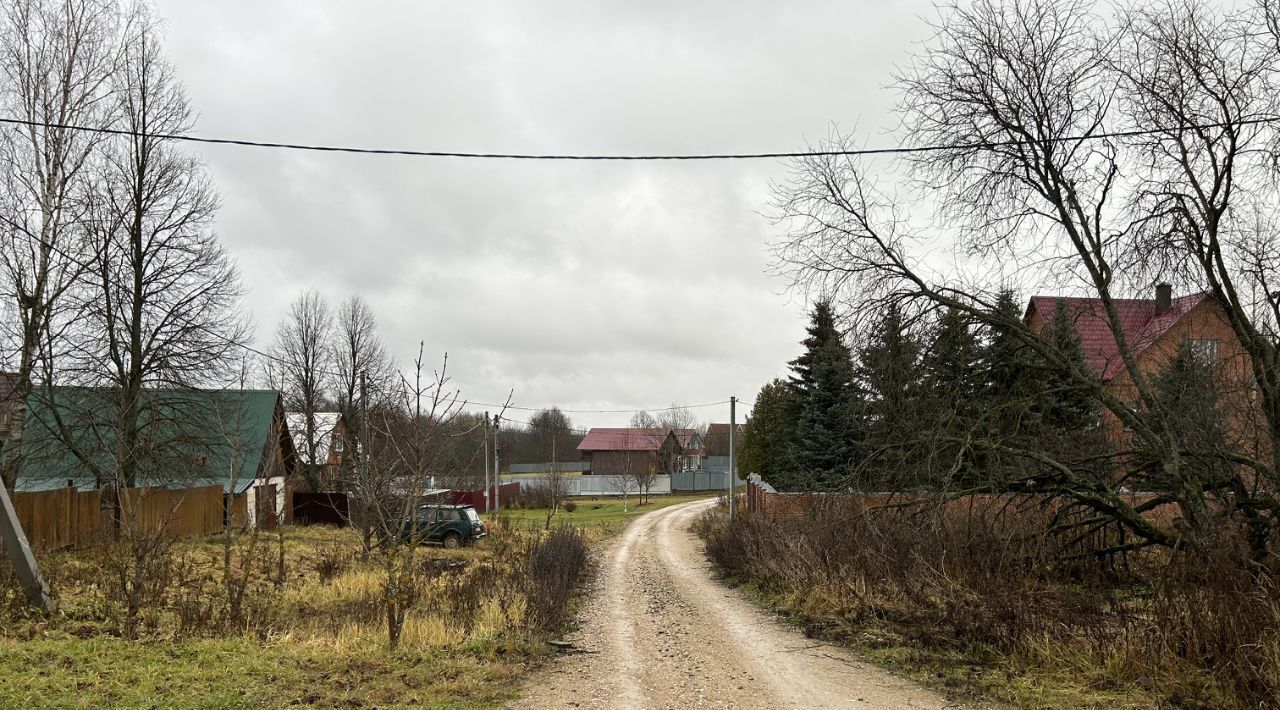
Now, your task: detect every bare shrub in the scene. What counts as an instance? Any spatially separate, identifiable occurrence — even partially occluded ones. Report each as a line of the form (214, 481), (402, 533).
(702, 499), (1280, 707)
(95, 533), (181, 639)
(524, 527), (588, 631)
(314, 544), (351, 583)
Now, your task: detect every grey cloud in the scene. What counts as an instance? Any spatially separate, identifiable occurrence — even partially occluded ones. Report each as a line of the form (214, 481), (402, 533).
(155, 0), (936, 426)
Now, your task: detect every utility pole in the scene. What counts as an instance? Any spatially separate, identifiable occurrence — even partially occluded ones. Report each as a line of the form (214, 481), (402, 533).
(0, 484), (54, 612)
(359, 369), (368, 492)
(492, 415), (501, 512)
(728, 396), (737, 521)
(482, 411), (490, 514)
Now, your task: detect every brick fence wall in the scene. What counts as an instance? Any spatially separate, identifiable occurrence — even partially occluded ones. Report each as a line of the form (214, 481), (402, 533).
(744, 474), (831, 521)
(743, 473), (1182, 528)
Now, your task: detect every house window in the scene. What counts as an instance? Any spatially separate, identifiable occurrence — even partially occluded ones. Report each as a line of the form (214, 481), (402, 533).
(1189, 339), (1217, 363)
(333, 438), (344, 453)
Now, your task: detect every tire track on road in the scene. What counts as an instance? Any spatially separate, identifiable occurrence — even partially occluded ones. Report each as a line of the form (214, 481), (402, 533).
(511, 500), (955, 709)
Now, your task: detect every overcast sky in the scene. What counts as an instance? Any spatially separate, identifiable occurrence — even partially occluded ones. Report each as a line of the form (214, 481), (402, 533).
(152, 0), (937, 428)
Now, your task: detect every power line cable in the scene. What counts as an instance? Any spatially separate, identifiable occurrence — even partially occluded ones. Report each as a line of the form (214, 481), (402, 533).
(2, 115), (1278, 161)
(467, 400), (731, 414)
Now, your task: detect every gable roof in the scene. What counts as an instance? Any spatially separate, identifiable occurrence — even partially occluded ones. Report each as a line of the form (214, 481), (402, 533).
(10, 387), (293, 494)
(286, 412), (342, 465)
(703, 423), (745, 456)
(577, 428), (682, 453)
(1027, 292), (1212, 380)
(671, 428), (700, 455)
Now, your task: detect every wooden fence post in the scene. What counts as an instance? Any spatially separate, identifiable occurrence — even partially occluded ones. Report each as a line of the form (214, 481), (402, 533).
(0, 485), (55, 612)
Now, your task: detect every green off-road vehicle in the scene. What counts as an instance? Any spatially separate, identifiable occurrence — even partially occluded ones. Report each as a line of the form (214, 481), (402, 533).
(402, 504), (487, 548)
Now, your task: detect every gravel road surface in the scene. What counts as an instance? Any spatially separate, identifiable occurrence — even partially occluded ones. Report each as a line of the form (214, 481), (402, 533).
(511, 499), (954, 709)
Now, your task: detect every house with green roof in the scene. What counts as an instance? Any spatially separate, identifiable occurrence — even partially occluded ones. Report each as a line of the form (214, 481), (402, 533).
(6, 384), (297, 527)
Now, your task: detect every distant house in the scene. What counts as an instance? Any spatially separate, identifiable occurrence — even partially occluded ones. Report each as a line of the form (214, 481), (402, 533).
(7, 386), (297, 527)
(285, 412), (348, 489)
(1026, 284), (1251, 438)
(577, 428), (683, 478)
(0, 372), (18, 451)
(703, 423), (745, 457)
(672, 429), (704, 471)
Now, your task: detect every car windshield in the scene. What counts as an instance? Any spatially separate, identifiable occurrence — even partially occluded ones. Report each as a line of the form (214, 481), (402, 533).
(463, 508), (480, 523)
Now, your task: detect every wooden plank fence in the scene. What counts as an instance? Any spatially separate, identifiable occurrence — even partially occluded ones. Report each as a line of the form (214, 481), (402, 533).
(8, 485), (247, 553)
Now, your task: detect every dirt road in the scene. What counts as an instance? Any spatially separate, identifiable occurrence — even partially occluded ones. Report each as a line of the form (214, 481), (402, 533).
(512, 499), (953, 709)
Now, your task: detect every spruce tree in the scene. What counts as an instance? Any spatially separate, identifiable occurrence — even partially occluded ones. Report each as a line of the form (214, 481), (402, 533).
(1139, 341), (1232, 491)
(739, 378), (797, 488)
(920, 307), (983, 485)
(1041, 299), (1096, 431)
(786, 301), (860, 491)
(985, 290), (1040, 425)
(857, 304), (924, 488)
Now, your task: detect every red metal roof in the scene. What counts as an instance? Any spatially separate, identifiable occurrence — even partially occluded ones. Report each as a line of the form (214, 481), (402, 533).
(578, 428), (686, 452)
(1027, 292), (1210, 380)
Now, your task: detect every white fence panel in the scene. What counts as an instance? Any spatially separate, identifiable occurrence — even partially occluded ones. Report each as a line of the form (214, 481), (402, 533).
(500, 473), (671, 497)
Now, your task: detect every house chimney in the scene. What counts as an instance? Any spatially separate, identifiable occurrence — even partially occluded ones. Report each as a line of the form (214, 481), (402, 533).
(1155, 282), (1172, 316)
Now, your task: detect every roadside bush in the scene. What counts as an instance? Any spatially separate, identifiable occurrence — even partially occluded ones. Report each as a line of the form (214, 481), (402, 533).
(701, 498), (1280, 708)
(524, 526), (588, 631)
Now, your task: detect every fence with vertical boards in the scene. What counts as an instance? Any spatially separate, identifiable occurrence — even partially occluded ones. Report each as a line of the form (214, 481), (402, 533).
(6, 484), (244, 553)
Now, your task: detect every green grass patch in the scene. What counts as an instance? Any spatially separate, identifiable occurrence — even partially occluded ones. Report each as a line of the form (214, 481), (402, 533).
(495, 493), (717, 537)
(0, 633), (532, 708)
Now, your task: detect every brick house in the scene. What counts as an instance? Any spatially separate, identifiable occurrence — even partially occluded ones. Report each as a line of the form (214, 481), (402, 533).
(577, 428), (683, 478)
(1026, 284), (1254, 439)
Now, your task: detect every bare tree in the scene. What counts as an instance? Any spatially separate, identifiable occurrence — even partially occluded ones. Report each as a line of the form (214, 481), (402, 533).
(62, 5), (246, 489)
(629, 410), (658, 428)
(528, 406), (573, 462)
(0, 0), (120, 488)
(331, 294), (393, 481)
(632, 455), (660, 506)
(771, 0), (1280, 556)
(1117, 0), (1280, 557)
(608, 429), (640, 512)
(531, 469), (572, 529)
(529, 407), (573, 527)
(21, 10), (247, 626)
(655, 403), (698, 432)
(350, 345), (483, 650)
(211, 357), (267, 625)
(270, 290), (333, 491)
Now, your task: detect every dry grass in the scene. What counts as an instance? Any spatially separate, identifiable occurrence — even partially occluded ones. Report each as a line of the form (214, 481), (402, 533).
(0, 521), (589, 707)
(700, 498), (1280, 709)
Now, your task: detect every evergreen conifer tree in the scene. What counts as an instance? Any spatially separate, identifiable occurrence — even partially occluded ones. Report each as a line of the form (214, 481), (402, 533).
(1041, 299), (1097, 431)
(786, 301), (861, 491)
(739, 378), (797, 487)
(985, 290), (1040, 427)
(920, 307), (983, 485)
(857, 304), (924, 487)
(1139, 341), (1233, 491)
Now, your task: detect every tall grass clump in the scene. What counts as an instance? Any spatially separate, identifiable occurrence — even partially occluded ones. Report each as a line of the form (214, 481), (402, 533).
(3, 522), (590, 653)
